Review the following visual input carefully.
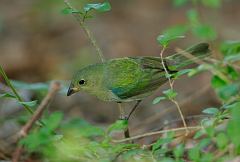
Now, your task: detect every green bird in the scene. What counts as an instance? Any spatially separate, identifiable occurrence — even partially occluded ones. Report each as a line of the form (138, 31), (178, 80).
(67, 43), (210, 119)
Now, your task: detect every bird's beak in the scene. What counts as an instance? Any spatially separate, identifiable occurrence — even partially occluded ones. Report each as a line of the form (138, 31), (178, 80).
(67, 84), (79, 96)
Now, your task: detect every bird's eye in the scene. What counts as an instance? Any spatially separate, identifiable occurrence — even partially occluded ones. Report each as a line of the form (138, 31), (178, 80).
(79, 79), (85, 85)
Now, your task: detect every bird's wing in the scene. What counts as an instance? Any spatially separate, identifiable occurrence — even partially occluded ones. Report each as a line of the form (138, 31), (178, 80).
(104, 57), (172, 101)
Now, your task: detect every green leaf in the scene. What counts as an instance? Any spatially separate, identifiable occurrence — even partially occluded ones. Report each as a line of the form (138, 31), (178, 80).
(199, 138), (211, 149)
(202, 107), (219, 115)
(224, 53), (240, 62)
(174, 69), (192, 78)
(220, 41), (240, 56)
(61, 7), (82, 15)
(201, 153), (213, 162)
(216, 133), (229, 149)
(152, 96), (166, 104)
(192, 24), (217, 40)
(163, 89), (177, 99)
(194, 129), (206, 139)
(226, 66), (239, 80)
(227, 102), (240, 150)
(84, 2), (111, 12)
(11, 80), (49, 92)
(216, 83), (239, 101)
(211, 75), (227, 89)
(187, 9), (199, 25)
(44, 112), (63, 130)
(62, 118), (104, 137)
(223, 101), (240, 110)
(173, 144), (184, 158)
(205, 126), (215, 137)
(152, 137), (172, 151)
(19, 100), (37, 107)
(188, 147), (200, 161)
(173, 0), (188, 7)
(107, 120), (128, 134)
(0, 92), (16, 99)
(201, 0), (221, 8)
(157, 25), (188, 47)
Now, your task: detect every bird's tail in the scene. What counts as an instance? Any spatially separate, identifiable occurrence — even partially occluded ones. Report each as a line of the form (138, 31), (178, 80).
(166, 43), (211, 69)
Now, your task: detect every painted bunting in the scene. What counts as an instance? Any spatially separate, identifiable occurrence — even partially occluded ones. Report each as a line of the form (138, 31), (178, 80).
(67, 43), (210, 118)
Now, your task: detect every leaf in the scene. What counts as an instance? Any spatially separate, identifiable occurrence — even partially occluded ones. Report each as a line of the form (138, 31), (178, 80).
(216, 133), (229, 149)
(61, 118), (104, 137)
(19, 100), (37, 107)
(107, 120), (128, 134)
(163, 89), (177, 99)
(227, 102), (240, 150)
(216, 83), (239, 101)
(157, 25), (188, 47)
(152, 96), (166, 104)
(187, 9), (199, 25)
(173, 0), (188, 7)
(201, 0), (221, 8)
(224, 53), (240, 62)
(220, 41), (240, 56)
(152, 132), (174, 152)
(226, 65), (239, 80)
(188, 64), (212, 77)
(202, 107), (219, 115)
(188, 147), (200, 161)
(223, 101), (240, 110)
(152, 137), (172, 151)
(61, 7), (83, 15)
(0, 92), (16, 99)
(211, 75), (227, 89)
(44, 112), (63, 130)
(173, 144), (184, 158)
(84, 2), (111, 12)
(192, 24), (217, 40)
(205, 126), (215, 137)
(174, 69), (192, 78)
(11, 80), (49, 92)
(201, 153), (213, 162)
(194, 129), (206, 139)
(198, 138), (211, 149)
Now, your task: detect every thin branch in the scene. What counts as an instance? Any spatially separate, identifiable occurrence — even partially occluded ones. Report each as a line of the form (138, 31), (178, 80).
(0, 65), (33, 114)
(64, 0), (105, 62)
(159, 47), (189, 135)
(112, 126), (201, 143)
(12, 81), (61, 162)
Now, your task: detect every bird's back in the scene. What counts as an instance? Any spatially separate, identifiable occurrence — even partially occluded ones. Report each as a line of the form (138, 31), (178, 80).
(103, 57), (169, 102)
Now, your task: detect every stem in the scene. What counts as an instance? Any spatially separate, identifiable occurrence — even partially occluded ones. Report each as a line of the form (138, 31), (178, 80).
(0, 65), (33, 114)
(159, 47), (189, 135)
(12, 81), (61, 162)
(64, 0), (105, 62)
(112, 126), (201, 143)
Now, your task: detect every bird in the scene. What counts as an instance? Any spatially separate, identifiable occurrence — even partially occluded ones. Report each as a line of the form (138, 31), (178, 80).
(67, 43), (210, 120)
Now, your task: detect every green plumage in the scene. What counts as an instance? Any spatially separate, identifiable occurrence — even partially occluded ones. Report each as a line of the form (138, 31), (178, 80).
(67, 43), (210, 102)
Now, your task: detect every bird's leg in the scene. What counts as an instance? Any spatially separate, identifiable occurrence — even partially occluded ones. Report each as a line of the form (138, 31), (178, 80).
(118, 102), (126, 120)
(127, 100), (142, 120)
(117, 103), (130, 138)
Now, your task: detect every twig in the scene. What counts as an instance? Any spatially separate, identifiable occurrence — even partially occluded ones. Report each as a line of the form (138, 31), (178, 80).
(133, 85), (211, 131)
(64, 0), (105, 62)
(159, 47), (189, 135)
(0, 65), (33, 114)
(12, 81), (61, 162)
(112, 126), (201, 143)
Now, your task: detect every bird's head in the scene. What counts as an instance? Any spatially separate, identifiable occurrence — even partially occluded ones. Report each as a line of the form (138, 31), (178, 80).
(67, 64), (103, 96)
